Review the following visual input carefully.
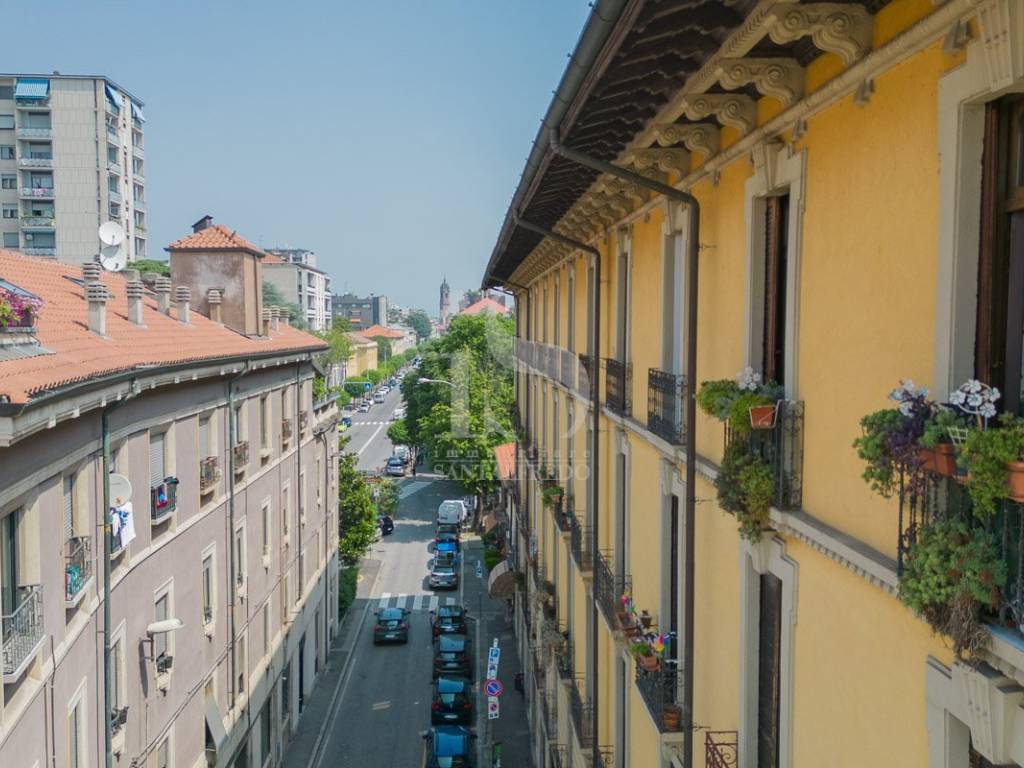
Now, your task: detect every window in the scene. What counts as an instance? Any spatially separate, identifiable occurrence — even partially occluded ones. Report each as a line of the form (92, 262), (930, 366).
(0, 146), (14, 160)
(281, 484), (291, 540)
(263, 602), (271, 657)
(68, 698), (83, 768)
(24, 112), (49, 130)
(199, 415), (211, 458)
(232, 404), (243, 445)
(237, 633), (247, 694)
(2, 204), (16, 219)
(0, 174), (14, 189)
(202, 553), (214, 625)
(299, 470), (306, 521)
(1, 510), (20, 616)
(2, 232), (16, 248)
(0, 115), (12, 129)
(153, 590), (171, 661)
(63, 473), (76, 542)
(762, 194), (790, 386)
(112, 635), (124, 710)
(260, 395), (269, 451)
(261, 499), (271, 557)
(107, 146), (117, 165)
(107, 175), (118, 193)
(260, 699), (272, 764)
(234, 522), (246, 588)
(757, 573), (783, 768)
(149, 431), (166, 490)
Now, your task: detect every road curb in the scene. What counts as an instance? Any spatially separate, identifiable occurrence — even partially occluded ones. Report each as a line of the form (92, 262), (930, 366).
(303, 557), (383, 768)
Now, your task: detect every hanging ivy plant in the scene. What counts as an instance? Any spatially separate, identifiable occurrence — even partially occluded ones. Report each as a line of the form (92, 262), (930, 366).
(716, 441), (774, 542)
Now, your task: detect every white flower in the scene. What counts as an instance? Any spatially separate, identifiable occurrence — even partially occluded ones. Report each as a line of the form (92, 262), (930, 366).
(950, 390), (966, 406)
(966, 379), (982, 393)
(989, 388), (1001, 403)
(898, 402), (913, 416)
(967, 393), (983, 407)
(981, 402), (997, 418)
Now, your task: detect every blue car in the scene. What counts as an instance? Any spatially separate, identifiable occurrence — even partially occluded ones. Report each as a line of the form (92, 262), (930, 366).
(422, 725), (475, 767)
(435, 540), (459, 567)
(341, 416), (352, 427)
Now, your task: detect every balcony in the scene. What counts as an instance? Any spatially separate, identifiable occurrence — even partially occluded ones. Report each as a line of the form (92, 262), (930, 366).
(16, 99), (49, 111)
(132, 171), (145, 184)
(560, 348), (576, 389)
(544, 690), (558, 739)
(233, 441), (249, 473)
(556, 638), (574, 680)
(604, 359), (631, 417)
(18, 157), (52, 169)
(647, 369), (687, 445)
(568, 679), (593, 748)
(108, 189), (121, 204)
(21, 216), (55, 229)
(64, 536), (93, 607)
(725, 400), (804, 511)
(568, 514), (593, 572)
(200, 456), (221, 495)
(551, 497), (570, 535)
(549, 744), (568, 768)
(23, 247), (55, 257)
(2, 585), (44, 681)
(282, 417), (293, 445)
(636, 663), (682, 733)
(107, 161), (121, 174)
(299, 409), (310, 432)
(16, 127), (52, 139)
(19, 186), (53, 199)
(594, 550), (631, 629)
(133, 144), (144, 159)
(577, 354), (595, 397)
(133, 197), (146, 212)
(150, 477), (178, 524)
(705, 731), (738, 768)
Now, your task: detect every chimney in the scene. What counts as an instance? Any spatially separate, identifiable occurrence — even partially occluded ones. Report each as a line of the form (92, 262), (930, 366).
(126, 279), (145, 326)
(192, 214), (213, 233)
(262, 308), (272, 336)
(154, 277), (172, 314)
(175, 286), (191, 325)
(281, 311), (289, 328)
(207, 288), (222, 324)
(270, 305), (281, 333)
(86, 282), (108, 336)
(82, 261), (101, 284)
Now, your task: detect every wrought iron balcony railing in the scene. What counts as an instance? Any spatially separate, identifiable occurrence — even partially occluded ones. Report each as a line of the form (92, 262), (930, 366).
(545, 690), (558, 737)
(552, 499), (570, 534)
(568, 514), (593, 572)
(635, 662), (681, 732)
(725, 400), (804, 511)
(604, 358), (631, 416)
(150, 477), (178, 522)
(233, 440), (249, 472)
(282, 417), (293, 443)
(556, 638), (574, 680)
(2, 585), (43, 676)
(110, 706), (129, 732)
(706, 731), (739, 768)
(577, 354), (595, 397)
(200, 456), (221, 494)
(65, 536), (92, 603)
(560, 348), (576, 389)
(568, 679), (593, 747)
(299, 409), (310, 432)
(594, 550), (631, 627)
(549, 744), (568, 768)
(647, 369), (687, 445)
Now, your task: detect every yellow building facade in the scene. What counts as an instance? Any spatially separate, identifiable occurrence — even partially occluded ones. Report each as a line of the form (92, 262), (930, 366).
(345, 331), (379, 378)
(483, 2), (1024, 767)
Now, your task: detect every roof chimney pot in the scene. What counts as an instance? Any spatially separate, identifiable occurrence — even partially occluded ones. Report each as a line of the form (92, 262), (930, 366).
(82, 262), (102, 283)
(206, 288), (223, 324)
(192, 215), (213, 233)
(154, 277), (172, 314)
(85, 282), (109, 336)
(270, 305), (281, 333)
(175, 286), (191, 325)
(261, 308), (272, 337)
(126, 280), (145, 326)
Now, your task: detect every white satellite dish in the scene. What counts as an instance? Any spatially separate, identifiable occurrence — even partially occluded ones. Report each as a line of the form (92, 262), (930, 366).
(99, 221), (126, 247)
(109, 473), (132, 507)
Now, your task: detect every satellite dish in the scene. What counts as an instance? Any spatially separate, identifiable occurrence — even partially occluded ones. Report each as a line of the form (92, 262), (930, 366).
(99, 245), (126, 272)
(108, 473), (132, 507)
(99, 221), (125, 247)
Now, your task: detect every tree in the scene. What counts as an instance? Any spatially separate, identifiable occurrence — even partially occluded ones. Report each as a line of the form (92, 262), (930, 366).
(132, 258), (170, 277)
(407, 309), (433, 341)
(377, 479), (400, 518)
(262, 281), (308, 330)
(387, 420), (411, 446)
(375, 337), (392, 363)
(337, 444), (377, 565)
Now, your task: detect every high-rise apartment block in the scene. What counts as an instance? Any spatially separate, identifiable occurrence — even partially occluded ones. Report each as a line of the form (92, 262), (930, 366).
(0, 73), (146, 265)
(264, 248), (332, 331)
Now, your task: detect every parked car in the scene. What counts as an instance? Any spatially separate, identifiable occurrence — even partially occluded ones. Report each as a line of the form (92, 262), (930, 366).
(431, 677), (472, 724)
(434, 539), (459, 566)
(374, 392), (386, 404)
(392, 406), (406, 421)
(358, 402), (370, 413)
(378, 515), (394, 536)
(341, 416), (353, 428)
(435, 530), (460, 552)
(432, 634), (472, 678)
(431, 604), (468, 637)
(422, 725), (475, 768)
(386, 456), (406, 477)
(437, 499), (467, 526)
(394, 444), (410, 464)
(429, 563), (459, 590)
(373, 606), (409, 644)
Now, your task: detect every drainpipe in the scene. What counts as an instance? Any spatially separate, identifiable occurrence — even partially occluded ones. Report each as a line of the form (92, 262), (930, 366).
(227, 362), (252, 709)
(547, 129), (701, 767)
(513, 214), (603, 759)
(102, 378), (137, 768)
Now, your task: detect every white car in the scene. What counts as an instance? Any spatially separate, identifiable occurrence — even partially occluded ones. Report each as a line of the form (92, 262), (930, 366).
(437, 499), (467, 526)
(358, 402), (370, 413)
(373, 392), (385, 404)
(392, 406), (405, 420)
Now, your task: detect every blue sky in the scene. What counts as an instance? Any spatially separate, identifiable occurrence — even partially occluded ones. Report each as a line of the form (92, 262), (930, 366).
(6, 1), (590, 311)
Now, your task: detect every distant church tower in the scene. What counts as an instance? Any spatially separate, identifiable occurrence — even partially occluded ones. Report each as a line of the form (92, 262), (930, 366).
(440, 277), (450, 326)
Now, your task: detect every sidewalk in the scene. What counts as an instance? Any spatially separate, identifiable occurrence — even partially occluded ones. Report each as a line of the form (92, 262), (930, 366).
(280, 557), (381, 768)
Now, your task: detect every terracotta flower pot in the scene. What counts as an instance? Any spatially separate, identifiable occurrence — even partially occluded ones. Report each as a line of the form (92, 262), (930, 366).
(918, 447), (938, 475)
(1007, 461), (1024, 502)
(662, 705), (682, 731)
(638, 654), (660, 672)
(639, 611), (653, 629)
(933, 444), (957, 477)
(749, 404), (777, 430)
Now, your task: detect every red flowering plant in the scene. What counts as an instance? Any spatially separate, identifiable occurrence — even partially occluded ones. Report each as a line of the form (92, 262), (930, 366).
(0, 287), (43, 330)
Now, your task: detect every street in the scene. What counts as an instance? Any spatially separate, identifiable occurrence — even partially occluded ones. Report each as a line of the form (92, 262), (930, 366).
(344, 381), (406, 472)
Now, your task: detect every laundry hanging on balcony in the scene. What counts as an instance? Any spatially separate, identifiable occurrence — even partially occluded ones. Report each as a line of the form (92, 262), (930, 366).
(110, 501), (136, 549)
(153, 477), (178, 510)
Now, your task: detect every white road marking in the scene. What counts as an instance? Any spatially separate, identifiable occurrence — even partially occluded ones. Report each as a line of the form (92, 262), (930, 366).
(395, 594), (408, 610)
(428, 595), (438, 612)
(371, 701), (391, 711)
(445, 597), (455, 606)
(378, 592), (391, 610)
(355, 423), (385, 455)
(412, 594), (424, 611)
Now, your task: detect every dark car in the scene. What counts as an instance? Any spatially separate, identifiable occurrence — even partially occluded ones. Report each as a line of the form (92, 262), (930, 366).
(431, 676), (472, 724)
(431, 604), (467, 637)
(373, 606), (410, 644)
(341, 416), (353, 427)
(434, 540), (459, 565)
(436, 522), (460, 537)
(378, 515), (394, 536)
(433, 634), (472, 679)
(422, 725), (474, 768)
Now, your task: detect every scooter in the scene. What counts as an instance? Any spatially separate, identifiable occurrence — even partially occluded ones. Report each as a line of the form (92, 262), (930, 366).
(379, 516), (394, 536)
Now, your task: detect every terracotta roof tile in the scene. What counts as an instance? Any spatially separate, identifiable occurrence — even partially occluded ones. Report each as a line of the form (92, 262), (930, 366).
(461, 297), (510, 316)
(166, 224), (266, 256)
(362, 324), (404, 339)
(494, 442), (516, 481)
(0, 250), (326, 404)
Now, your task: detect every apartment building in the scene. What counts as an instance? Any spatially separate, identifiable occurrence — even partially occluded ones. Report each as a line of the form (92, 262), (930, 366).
(483, 2), (1024, 768)
(0, 235), (339, 766)
(264, 248), (332, 332)
(0, 73), (147, 264)
(331, 292), (387, 331)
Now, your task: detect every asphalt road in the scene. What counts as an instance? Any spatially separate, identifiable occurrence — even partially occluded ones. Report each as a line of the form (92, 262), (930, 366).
(312, 476), (481, 768)
(343, 381), (406, 472)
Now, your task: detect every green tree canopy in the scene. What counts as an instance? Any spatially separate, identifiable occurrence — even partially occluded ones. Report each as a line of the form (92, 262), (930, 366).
(407, 309), (433, 341)
(262, 281), (308, 330)
(337, 442), (378, 565)
(132, 258), (170, 277)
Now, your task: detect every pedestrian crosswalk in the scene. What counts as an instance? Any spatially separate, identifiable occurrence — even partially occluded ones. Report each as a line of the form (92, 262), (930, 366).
(353, 420), (391, 426)
(377, 592), (458, 612)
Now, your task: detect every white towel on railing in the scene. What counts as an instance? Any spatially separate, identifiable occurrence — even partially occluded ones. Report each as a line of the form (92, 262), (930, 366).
(111, 502), (135, 548)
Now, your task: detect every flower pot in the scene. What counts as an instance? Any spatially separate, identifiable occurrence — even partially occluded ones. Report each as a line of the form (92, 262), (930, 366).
(749, 404), (778, 430)
(638, 654), (660, 672)
(918, 447), (938, 475)
(549, 492), (562, 504)
(1008, 461), (1024, 503)
(639, 610), (653, 629)
(662, 705), (682, 731)
(934, 444), (957, 477)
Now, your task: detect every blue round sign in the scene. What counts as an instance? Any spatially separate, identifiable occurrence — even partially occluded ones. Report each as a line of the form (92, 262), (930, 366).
(364, 382), (371, 391)
(485, 679), (503, 697)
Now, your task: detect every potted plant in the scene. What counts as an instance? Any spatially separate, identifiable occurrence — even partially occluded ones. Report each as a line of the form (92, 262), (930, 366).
(920, 408), (966, 478)
(0, 287), (42, 331)
(853, 380), (931, 497)
(715, 442), (774, 542)
(662, 704), (682, 731)
(961, 414), (1024, 516)
(638, 609), (653, 629)
(697, 368), (783, 436)
(542, 484), (564, 508)
(630, 642), (659, 671)
(899, 517), (1006, 657)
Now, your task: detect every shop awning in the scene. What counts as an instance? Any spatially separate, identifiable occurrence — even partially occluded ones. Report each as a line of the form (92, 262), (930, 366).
(131, 101), (145, 122)
(488, 560), (516, 599)
(14, 78), (49, 99)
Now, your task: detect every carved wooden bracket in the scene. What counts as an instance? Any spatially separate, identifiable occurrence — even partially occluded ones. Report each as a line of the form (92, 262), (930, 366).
(681, 93), (757, 134)
(766, 2), (873, 67)
(652, 123), (721, 157)
(715, 57), (804, 107)
(622, 147), (691, 175)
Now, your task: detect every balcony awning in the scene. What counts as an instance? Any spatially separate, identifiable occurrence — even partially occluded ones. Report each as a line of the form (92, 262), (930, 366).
(488, 560), (516, 599)
(104, 84), (121, 109)
(14, 78), (49, 99)
(205, 696), (227, 752)
(131, 101), (145, 123)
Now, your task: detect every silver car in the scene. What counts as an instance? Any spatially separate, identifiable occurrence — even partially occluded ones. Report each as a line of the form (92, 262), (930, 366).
(429, 564), (458, 590)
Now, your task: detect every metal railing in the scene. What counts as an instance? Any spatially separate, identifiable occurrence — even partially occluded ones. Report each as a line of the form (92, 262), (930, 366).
(635, 662), (681, 732)
(233, 441), (249, 472)
(21, 216), (54, 228)
(282, 417), (293, 444)
(568, 514), (593, 571)
(16, 127), (52, 138)
(647, 369), (687, 445)
(725, 400), (804, 511)
(22, 247), (56, 257)
(594, 550), (631, 626)
(18, 157), (52, 168)
(604, 359), (631, 416)
(2, 585), (43, 676)
(560, 348), (576, 389)
(549, 744), (568, 768)
(568, 679), (593, 747)
(706, 731), (739, 768)
(19, 186), (54, 198)
(200, 456), (221, 494)
(556, 638), (574, 680)
(150, 478), (178, 521)
(545, 690), (558, 738)
(65, 537), (92, 602)
(578, 354), (595, 397)
(551, 499), (570, 534)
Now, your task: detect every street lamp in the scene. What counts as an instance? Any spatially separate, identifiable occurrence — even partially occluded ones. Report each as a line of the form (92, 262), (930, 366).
(418, 377), (454, 387)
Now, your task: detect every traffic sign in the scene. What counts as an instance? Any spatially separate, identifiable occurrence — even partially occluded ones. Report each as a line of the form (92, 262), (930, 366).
(487, 697), (500, 720)
(364, 382), (371, 391)
(488, 646), (501, 664)
(475, 560), (482, 578)
(487, 663), (498, 679)
(484, 679), (504, 697)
